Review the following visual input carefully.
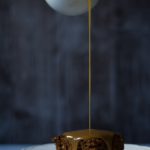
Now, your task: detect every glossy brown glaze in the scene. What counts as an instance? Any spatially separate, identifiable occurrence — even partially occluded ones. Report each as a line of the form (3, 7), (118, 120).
(52, 129), (124, 150)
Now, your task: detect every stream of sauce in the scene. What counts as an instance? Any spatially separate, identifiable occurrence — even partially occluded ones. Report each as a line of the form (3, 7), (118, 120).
(88, 0), (92, 130)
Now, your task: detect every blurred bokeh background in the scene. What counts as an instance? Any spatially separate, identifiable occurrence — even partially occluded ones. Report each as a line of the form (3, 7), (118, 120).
(0, 0), (150, 144)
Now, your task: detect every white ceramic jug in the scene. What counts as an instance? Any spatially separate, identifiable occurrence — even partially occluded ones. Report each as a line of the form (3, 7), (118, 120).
(45, 0), (98, 16)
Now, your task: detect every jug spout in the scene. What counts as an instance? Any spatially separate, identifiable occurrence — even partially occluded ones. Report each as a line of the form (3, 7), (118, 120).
(45, 0), (98, 16)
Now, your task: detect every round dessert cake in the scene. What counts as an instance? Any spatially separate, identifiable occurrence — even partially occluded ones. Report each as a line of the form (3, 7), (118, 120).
(52, 129), (124, 150)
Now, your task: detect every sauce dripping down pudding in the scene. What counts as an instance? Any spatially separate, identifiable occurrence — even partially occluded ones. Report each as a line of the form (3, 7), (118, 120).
(53, 129), (124, 150)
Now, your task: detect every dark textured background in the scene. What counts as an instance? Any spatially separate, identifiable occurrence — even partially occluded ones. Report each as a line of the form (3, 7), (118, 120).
(0, 0), (150, 144)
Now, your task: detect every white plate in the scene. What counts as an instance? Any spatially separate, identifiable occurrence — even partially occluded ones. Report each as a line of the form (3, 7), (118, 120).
(23, 144), (150, 150)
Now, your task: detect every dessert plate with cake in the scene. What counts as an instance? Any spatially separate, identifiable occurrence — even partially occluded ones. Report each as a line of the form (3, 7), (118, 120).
(23, 129), (150, 150)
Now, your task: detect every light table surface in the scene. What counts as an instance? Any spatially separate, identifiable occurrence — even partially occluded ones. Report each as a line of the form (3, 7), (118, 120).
(0, 144), (150, 150)
(0, 145), (31, 150)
